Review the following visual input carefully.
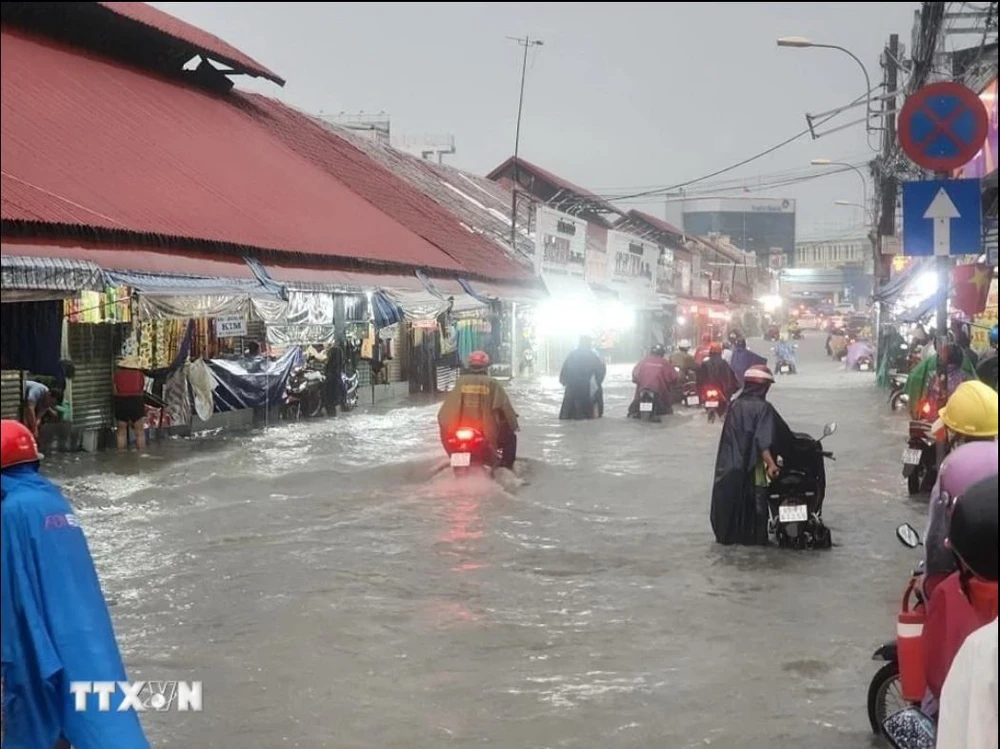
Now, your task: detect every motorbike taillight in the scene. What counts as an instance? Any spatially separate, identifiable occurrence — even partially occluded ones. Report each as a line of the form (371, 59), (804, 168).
(919, 400), (932, 416)
(705, 389), (719, 398)
(454, 428), (477, 441)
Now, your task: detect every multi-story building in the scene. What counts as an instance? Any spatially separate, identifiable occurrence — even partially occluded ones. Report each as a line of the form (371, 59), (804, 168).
(794, 236), (871, 270)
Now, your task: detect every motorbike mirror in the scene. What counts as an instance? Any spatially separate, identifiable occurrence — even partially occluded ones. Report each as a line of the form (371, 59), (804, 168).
(822, 422), (837, 437)
(881, 707), (936, 749)
(895, 523), (922, 549)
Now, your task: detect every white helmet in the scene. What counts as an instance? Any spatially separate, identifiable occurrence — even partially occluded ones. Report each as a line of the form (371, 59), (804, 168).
(678, 339), (692, 350)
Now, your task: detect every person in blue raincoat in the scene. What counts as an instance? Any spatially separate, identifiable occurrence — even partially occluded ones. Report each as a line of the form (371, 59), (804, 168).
(1, 420), (149, 749)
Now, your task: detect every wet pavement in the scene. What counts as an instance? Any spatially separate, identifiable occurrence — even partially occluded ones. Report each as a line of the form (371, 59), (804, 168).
(50, 334), (926, 748)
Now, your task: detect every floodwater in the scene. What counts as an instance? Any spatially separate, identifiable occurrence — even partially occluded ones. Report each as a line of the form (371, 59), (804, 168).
(49, 335), (925, 748)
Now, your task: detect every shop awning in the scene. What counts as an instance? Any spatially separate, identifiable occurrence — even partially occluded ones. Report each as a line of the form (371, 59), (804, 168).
(459, 278), (548, 304)
(604, 281), (662, 311)
(542, 272), (596, 302)
(874, 258), (933, 304)
(262, 262), (426, 294)
(0, 240), (259, 280)
(418, 273), (487, 315)
(103, 269), (265, 297)
(1, 254), (103, 295)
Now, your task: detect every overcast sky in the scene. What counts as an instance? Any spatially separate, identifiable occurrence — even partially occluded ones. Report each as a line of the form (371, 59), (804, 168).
(155, 1), (918, 239)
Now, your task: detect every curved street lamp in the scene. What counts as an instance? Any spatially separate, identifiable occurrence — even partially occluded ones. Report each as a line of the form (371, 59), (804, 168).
(777, 37), (874, 128)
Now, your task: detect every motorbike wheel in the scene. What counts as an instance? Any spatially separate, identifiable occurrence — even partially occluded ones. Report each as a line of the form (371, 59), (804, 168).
(341, 392), (358, 412)
(303, 391), (324, 419)
(866, 660), (908, 735)
(889, 391), (908, 413)
(906, 469), (923, 496)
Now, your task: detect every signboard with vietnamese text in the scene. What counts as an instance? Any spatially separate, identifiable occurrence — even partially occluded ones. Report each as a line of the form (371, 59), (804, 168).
(215, 314), (248, 338)
(606, 230), (658, 289)
(534, 207), (587, 278)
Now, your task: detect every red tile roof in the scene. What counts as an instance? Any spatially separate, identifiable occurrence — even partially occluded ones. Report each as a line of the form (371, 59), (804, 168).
(97, 2), (284, 85)
(0, 29), (466, 276)
(240, 95), (533, 282)
(487, 156), (621, 217)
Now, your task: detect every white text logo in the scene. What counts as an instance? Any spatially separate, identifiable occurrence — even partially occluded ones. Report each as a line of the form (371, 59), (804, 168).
(69, 681), (203, 712)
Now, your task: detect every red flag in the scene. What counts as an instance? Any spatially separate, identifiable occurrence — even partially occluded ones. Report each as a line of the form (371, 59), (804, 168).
(951, 262), (993, 316)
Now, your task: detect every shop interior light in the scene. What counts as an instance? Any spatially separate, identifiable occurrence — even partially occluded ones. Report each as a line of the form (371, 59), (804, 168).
(759, 294), (783, 313)
(915, 271), (938, 298)
(676, 315), (688, 326)
(534, 296), (599, 338)
(603, 300), (635, 331)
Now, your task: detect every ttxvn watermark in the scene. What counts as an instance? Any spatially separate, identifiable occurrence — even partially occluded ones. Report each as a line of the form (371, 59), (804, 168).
(69, 681), (203, 712)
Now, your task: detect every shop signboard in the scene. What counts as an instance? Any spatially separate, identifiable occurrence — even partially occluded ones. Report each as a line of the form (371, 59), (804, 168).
(952, 77), (997, 180)
(534, 207), (587, 278)
(215, 314), (247, 338)
(606, 230), (658, 290)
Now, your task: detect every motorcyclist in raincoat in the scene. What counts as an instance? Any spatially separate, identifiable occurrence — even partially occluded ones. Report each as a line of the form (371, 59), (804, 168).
(710, 365), (794, 546)
(728, 337), (767, 387)
(558, 336), (606, 420)
(921, 474), (998, 718)
(627, 344), (677, 419)
(936, 617), (997, 749)
(695, 341), (738, 414)
(437, 351), (519, 469)
(904, 342), (977, 419)
(669, 340), (697, 381)
(0, 420), (150, 749)
(773, 336), (797, 374)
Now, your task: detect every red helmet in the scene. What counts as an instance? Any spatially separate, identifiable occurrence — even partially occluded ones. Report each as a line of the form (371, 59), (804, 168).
(467, 351), (490, 370)
(1, 419), (41, 470)
(709, 341), (723, 354)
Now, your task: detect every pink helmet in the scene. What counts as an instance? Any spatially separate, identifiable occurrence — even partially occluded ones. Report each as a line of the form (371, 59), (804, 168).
(938, 441), (999, 501)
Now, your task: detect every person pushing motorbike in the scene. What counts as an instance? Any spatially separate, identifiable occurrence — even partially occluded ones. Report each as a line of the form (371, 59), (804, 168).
(710, 365), (794, 545)
(628, 344), (677, 420)
(437, 351), (519, 470)
(1, 420), (150, 749)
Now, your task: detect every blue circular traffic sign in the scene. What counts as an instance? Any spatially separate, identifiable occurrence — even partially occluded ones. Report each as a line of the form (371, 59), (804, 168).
(898, 81), (989, 171)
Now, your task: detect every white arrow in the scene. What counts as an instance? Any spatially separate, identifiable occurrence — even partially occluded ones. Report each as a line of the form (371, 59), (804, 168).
(922, 187), (961, 257)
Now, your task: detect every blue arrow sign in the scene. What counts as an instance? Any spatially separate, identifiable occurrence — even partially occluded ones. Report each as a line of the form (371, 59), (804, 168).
(901, 178), (982, 257)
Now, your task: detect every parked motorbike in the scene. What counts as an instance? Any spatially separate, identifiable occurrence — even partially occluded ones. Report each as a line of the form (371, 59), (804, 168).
(902, 406), (938, 495)
(702, 386), (724, 423)
(881, 707), (936, 749)
(766, 422), (836, 549)
(889, 374), (909, 412)
(867, 523), (925, 735)
(857, 355), (875, 372)
(283, 366), (325, 420)
(443, 425), (504, 475)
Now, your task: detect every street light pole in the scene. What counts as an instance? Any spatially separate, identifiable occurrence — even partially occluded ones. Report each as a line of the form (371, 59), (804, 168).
(777, 37), (874, 130)
(508, 35), (544, 250)
(811, 159), (869, 222)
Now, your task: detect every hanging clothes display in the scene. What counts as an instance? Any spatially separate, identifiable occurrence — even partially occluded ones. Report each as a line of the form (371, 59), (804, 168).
(64, 285), (132, 324)
(455, 318), (492, 364)
(120, 320), (194, 370)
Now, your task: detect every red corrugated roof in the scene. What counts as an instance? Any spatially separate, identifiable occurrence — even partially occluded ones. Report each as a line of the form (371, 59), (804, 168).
(240, 95), (532, 282)
(96, 2), (285, 85)
(623, 210), (684, 238)
(487, 156), (620, 216)
(0, 29), (465, 275)
(1, 239), (257, 278)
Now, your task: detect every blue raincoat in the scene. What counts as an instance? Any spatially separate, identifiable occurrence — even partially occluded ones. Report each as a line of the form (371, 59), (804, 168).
(1, 464), (149, 749)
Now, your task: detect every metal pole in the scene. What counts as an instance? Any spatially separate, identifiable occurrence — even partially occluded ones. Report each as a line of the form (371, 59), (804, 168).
(811, 43), (875, 129)
(508, 36), (542, 250)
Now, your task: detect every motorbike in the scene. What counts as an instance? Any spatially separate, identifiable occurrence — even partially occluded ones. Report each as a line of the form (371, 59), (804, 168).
(776, 359), (796, 375)
(283, 366), (325, 420)
(679, 370), (699, 407)
(702, 386), (724, 423)
(881, 707), (936, 749)
(766, 422), (837, 549)
(867, 523), (925, 735)
(790, 327), (804, 340)
(443, 425), (504, 475)
(902, 404), (938, 495)
(857, 355), (874, 372)
(519, 347), (535, 376)
(764, 325), (780, 342)
(634, 389), (662, 422)
(889, 374), (909, 412)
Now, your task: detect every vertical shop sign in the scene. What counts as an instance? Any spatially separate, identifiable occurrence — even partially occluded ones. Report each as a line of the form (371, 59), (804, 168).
(534, 207), (588, 277)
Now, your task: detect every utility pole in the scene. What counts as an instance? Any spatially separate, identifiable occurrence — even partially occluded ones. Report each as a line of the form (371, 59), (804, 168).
(508, 35), (544, 250)
(875, 33), (899, 371)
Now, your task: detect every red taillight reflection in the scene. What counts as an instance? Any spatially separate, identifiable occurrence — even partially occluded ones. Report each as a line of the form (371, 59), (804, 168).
(455, 428), (476, 441)
(706, 389), (719, 398)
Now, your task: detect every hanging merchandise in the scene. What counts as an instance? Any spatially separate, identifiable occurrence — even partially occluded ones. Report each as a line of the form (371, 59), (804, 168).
(360, 323), (376, 360)
(456, 318), (492, 364)
(64, 285), (132, 324)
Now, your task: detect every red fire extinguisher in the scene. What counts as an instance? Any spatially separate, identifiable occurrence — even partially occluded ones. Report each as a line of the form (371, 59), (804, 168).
(896, 576), (927, 702)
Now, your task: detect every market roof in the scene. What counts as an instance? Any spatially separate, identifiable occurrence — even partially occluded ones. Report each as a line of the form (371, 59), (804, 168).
(0, 1), (285, 86)
(0, 28), (467, 276)
(617, 210), (685, 241)
(317, 120), (537, 264)
(242, 95), (533, 282)
(486, 156), (621, 223)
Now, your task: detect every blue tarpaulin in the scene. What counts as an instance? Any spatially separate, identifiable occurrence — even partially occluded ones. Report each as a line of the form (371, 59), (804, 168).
(207, 347), (303, 412)
(372, 291), (403, 328)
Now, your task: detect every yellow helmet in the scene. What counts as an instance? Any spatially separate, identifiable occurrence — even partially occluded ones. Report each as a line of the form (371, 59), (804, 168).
(938, 380), (999, 438)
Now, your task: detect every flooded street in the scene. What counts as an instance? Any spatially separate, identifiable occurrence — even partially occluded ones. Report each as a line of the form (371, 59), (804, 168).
(51, 336), (923, 749)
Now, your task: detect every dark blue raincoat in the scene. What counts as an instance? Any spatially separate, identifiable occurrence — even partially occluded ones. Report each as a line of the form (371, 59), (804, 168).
(1, 464), (149, 749)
